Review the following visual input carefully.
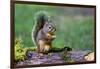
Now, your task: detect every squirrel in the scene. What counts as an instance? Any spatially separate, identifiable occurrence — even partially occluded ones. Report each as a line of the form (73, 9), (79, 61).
(32, 11), (56, 54)
(32, 11), (72, 55)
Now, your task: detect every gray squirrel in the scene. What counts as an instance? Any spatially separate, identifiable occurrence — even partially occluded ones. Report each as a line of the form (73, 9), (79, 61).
(32, 11), (56, 54)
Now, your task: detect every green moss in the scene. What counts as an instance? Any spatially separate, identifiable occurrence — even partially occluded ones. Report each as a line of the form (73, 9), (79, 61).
(14, 37), (36, 63)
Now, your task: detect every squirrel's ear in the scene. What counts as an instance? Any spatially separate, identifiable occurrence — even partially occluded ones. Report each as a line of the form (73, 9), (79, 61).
(45, 22), (49, 25)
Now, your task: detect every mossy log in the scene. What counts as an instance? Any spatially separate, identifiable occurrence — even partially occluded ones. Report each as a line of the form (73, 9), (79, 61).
(16, 50), (94, 66)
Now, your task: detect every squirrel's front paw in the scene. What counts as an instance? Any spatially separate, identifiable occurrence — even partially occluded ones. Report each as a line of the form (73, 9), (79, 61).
(52, 35), (56, 38)
(46, 33), (56, 39)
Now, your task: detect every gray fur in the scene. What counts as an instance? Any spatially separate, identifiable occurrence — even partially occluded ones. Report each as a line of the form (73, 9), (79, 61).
(32, 11), (56, 53)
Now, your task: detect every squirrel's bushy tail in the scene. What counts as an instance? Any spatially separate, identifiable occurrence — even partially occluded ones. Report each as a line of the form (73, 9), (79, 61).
(32, 11), (50, 46)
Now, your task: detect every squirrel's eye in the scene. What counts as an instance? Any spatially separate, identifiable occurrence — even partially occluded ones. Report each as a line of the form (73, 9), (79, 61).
(49, 26), (51, 29)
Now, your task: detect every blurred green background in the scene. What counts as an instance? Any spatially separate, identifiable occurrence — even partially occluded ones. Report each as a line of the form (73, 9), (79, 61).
(15, 4), (95, 51)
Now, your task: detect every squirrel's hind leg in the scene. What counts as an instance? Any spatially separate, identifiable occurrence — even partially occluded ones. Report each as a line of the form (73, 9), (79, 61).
(38, 40), (45, 52)
(37, 40), (45, 57)
(37, 40), (52, 58)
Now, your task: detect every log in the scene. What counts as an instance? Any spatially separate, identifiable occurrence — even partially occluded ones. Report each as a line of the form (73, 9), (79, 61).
(16, 50), (93, 66)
